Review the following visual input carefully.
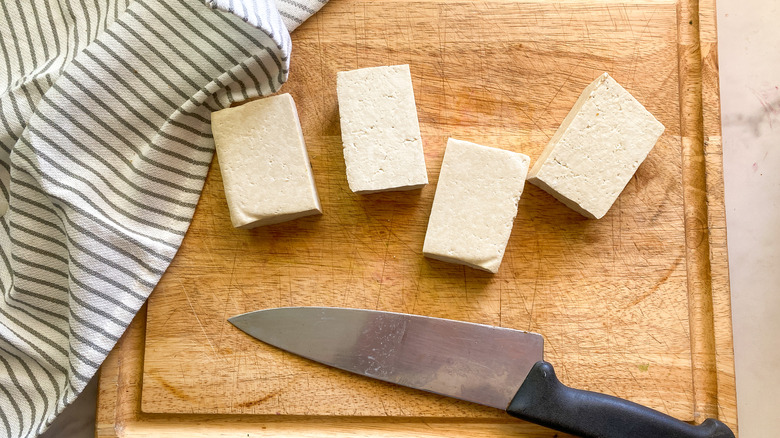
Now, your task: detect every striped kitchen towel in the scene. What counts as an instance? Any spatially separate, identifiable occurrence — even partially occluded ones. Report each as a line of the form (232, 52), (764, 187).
(0, 0), (326, 436)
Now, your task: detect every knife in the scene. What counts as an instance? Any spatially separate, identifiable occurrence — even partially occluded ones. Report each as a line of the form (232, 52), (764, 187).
(229, 307), (734, 438)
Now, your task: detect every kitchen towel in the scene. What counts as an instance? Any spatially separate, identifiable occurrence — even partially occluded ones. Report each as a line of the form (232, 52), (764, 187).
(0, 0), (325, 436)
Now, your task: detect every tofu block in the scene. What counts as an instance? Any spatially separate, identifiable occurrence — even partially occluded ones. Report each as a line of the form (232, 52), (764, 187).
(336, 65), (428, 193)
(211, 93), (321, 229)
(527, 72), (665, 219)
(423, 139), (530, 273)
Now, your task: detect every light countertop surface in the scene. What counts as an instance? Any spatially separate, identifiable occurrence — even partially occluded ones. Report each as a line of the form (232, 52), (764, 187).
(39, 0), (778, 436)
(718, 0), (780, 435)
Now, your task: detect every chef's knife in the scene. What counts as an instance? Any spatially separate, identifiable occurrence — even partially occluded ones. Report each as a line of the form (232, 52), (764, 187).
(229, 307), (734, 438)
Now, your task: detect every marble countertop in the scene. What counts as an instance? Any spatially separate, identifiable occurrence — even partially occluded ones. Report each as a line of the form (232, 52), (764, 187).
(39, 0), (778, 436)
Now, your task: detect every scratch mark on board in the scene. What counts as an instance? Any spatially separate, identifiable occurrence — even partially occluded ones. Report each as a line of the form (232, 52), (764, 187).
(237, 390), (282, 408)
(626, 254), (684, 308)
(182, 283), (218, 359)
(149, 373), (194, 401)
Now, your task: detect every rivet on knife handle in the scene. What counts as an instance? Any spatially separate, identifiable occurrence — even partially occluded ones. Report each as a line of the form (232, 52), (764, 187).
(506, 361), (735, 438)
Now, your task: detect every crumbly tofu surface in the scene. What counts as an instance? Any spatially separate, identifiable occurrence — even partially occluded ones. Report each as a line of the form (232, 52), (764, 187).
(422, 139), (530, 273)
(527, 72), (665, 219)
(211, 93), (322, 229)
(336, 65), (428, 193)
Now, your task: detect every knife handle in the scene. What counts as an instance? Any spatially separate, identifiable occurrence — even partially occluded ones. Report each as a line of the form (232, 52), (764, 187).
(506, 361), (735, 438)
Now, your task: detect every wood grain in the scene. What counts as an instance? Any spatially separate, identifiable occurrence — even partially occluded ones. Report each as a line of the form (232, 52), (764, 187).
(97, 0), (737, 435)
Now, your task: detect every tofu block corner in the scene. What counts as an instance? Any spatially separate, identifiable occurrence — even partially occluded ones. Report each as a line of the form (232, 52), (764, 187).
(423, 139), (530, 274)
(336, 64), (428, 194)
(527, 72), (665, 219)
(211, 93), (322, 229)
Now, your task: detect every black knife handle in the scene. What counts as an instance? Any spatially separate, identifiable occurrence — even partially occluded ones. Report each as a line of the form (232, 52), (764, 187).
(506, 361), (735, 438)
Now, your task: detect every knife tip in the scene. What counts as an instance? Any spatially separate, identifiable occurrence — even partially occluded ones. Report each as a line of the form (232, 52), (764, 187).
(227, 309), (269, 331)
(227, 314), (246, 328)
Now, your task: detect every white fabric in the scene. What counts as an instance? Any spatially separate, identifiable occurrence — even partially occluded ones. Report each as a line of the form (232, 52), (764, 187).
(0, 0), (325, 436)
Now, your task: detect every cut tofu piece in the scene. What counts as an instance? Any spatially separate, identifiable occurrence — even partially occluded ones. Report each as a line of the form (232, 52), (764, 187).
(336, 64), (428, 193)
(423, 139), (530, 273)
(211, 93), (321, 229)
(527, 72), (665, 219)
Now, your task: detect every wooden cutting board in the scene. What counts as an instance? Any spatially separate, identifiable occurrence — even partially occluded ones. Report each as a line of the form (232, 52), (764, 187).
(97, 0), (738, 435)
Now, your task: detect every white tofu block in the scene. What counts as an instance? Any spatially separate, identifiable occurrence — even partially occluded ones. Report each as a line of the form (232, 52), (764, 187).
(337, 65), (428, 193)
(527, 72), (665, 219)
(423, 139), (530, 273)
(211, 93), (321, 229)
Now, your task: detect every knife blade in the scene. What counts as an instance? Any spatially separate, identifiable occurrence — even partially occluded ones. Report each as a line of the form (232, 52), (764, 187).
(229, 307), (734, 438)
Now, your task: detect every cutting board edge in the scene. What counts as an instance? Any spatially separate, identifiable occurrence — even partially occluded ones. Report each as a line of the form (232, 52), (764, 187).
(676, 0), (736, 433)
(699, 0), (738, 433)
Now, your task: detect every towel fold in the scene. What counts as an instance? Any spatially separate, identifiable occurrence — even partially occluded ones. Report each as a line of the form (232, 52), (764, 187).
(0, 0), (325, 436)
